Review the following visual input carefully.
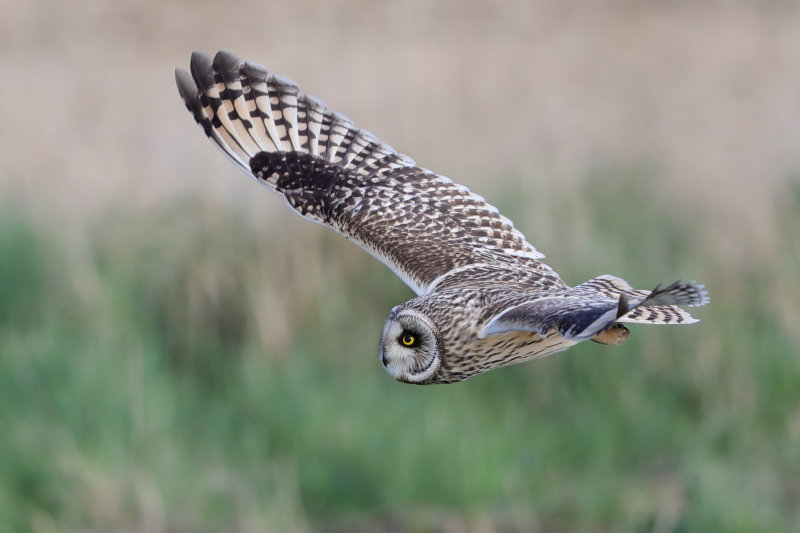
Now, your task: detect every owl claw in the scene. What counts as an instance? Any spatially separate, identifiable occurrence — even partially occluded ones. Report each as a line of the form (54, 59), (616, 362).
(591, 323), (631, 345)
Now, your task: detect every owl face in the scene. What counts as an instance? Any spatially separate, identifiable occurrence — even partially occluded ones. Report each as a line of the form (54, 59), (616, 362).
(379, 308), (442, 384)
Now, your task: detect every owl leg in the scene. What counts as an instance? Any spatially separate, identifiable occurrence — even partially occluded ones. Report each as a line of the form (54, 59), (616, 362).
(591, 323), (631, 345)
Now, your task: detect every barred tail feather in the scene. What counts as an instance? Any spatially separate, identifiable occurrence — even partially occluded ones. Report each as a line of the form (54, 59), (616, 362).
(575, 275), (708, 326)
(619, 280), (709, 325)
(639, 280), (709, 308)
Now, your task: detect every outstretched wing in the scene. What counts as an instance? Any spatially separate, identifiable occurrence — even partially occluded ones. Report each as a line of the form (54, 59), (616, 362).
(176, 50), (553, 295)
(479, 280), (708, 340)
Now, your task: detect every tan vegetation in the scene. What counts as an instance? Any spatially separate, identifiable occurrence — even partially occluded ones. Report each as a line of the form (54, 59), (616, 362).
(1, 1), (799, 531)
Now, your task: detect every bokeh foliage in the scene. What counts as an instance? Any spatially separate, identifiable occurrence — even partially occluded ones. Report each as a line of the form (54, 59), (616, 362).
(1, 176), (799, 533)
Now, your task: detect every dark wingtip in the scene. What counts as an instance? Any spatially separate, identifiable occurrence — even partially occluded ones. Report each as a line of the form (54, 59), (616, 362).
(213, 50), (242, 78)
(189, 51), (214, 89)
(241, 60), (268, 80)
(175, 68), (196, 101)
(175, 67), (206, 124)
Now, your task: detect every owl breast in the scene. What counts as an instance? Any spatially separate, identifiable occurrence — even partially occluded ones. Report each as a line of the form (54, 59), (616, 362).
(435, 330), (577, 383)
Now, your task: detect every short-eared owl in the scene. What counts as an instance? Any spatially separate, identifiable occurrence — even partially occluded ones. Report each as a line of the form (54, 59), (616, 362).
(175, 50), (709, 384)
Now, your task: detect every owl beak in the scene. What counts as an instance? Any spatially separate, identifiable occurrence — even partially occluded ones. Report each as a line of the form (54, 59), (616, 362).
(381, 352), (389, 367)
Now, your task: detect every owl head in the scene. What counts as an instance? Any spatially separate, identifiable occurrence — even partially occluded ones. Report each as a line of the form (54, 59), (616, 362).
(380, 306), (443, 384)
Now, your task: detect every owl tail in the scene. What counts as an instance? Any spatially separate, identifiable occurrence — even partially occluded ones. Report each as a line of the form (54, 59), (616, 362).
(617, 280), (709, 325)
(175, 50), (414, 185)
(576, 274), (709, 325)
(591, 279), (708, 336)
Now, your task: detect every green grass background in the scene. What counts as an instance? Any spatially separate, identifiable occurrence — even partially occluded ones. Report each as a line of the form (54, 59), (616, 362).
(1, 175), (799, 532)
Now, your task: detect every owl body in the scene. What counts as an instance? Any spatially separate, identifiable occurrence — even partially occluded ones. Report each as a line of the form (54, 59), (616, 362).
(176, 50), (709, 384)
(395, 284), (578, 383)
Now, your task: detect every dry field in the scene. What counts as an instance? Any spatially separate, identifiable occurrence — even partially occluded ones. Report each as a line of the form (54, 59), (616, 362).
(1, 1), (799, 531)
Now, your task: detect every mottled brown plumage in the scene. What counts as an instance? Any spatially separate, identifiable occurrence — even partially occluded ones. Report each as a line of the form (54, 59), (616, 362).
(176, 50), (709, 384)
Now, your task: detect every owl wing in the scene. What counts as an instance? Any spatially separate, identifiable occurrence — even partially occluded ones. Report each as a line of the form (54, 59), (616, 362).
(479, 280), (708, 340)
(176, 50), (556, 295)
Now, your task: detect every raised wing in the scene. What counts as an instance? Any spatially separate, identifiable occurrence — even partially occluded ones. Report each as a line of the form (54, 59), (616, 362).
(176, 50), (552, 295)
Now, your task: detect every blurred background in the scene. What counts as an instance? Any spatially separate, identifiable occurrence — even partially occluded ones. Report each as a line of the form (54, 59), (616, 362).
(2, 0), (799, 531)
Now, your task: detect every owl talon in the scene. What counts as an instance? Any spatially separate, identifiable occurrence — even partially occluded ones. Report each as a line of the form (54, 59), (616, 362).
(591, 323), (631, 345)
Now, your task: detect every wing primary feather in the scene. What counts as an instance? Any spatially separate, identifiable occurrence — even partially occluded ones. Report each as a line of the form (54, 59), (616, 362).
(270, 73), (302, 151)
(302, 95), (327, 156)
(188, 51), (250, 169)
(175, 69), (206, 129)
(212, 50), (260, 158)
(241, 61), (283, 151)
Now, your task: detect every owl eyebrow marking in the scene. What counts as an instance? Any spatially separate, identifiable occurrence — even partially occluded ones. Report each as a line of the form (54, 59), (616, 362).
(176, 50), (709, 385)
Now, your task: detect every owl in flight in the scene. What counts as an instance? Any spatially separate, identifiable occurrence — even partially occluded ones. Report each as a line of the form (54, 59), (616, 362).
(175, 50), (708, 384)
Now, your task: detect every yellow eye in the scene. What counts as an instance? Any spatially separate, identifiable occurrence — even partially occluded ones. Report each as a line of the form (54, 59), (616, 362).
(399, 333), (417, 347)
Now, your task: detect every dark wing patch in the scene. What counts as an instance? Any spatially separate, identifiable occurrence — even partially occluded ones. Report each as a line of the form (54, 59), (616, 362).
(249, 151), (555, 294)
(479, 294), (621, 341)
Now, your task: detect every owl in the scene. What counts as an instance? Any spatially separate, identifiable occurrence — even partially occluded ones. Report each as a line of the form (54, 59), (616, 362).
(175, 50), (709, 384)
